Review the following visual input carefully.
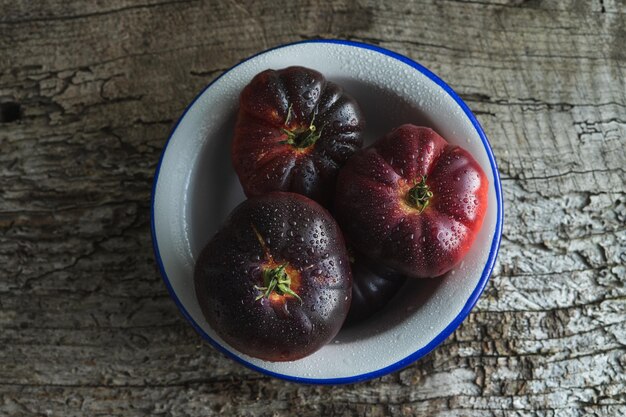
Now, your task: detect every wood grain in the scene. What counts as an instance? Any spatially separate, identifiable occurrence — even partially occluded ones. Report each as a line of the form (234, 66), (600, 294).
(1, 0), (625, 416)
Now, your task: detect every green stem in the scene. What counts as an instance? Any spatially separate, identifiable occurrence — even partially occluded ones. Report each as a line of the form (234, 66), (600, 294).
(255, 263), (302, 303)
(406, 175), (433, 214)
(280, 107), (322, 149)
(284, 104), (294, 126)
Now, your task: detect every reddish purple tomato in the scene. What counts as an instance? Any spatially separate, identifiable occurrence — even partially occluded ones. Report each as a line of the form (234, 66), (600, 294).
(345, 249), (406, 326)
(194, 192), (352, 362)
(232, 66), (365, 207)
(335, 124), (489, 278)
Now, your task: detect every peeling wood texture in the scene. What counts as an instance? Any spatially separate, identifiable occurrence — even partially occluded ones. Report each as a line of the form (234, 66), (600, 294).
(1, 0), (625, 416)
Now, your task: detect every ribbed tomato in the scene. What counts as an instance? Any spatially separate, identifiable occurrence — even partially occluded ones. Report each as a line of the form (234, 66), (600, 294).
(232, 66), (365, 206)
(334, 124), (488, 278)
(194, 192), (352, 361)
(345, 249), (406, 325)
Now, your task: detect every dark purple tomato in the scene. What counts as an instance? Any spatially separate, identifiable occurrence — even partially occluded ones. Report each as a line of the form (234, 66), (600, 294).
(232, 66), (365, 207)
(194, 192), (352, 362)
(335, 125), (489, 278)
(345, 249), (406, 326)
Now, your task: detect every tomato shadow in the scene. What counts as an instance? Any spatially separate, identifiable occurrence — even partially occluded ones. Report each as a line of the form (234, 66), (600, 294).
(187, 109), (246, 259)
(329, 76), (440, 146)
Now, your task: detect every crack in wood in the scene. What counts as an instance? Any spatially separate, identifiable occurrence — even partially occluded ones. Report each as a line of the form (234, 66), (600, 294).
(0, 0), (198, 25)
(501, 167), (625, 182)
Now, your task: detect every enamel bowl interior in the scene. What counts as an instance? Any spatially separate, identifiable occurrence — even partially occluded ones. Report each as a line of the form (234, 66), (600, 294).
(152, 40), (502, 383)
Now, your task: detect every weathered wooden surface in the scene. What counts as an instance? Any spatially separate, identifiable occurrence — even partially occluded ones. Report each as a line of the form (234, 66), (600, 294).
(1, 0), (625, 415)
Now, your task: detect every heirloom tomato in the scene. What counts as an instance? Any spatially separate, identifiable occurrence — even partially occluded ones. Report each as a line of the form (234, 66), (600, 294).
(335, 124), (488, 278)
(345, 249), (406, 325)
(194, 192), (352, 361)
(232, 66), (365, 206)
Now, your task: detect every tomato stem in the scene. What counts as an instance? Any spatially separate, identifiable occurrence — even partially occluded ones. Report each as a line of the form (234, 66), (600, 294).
(284, 104), (294, 126)
(280, 107), (322, 149)
(251, 223), (272, 260)
(255, 264), (302, 303)
(407, 175), (433, 214)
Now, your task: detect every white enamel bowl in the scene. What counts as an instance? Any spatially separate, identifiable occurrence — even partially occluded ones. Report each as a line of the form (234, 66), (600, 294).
(151, 40), (503, 384)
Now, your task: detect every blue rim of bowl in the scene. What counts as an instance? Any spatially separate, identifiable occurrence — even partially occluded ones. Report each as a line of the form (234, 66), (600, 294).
(150, 39), (503, 385)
